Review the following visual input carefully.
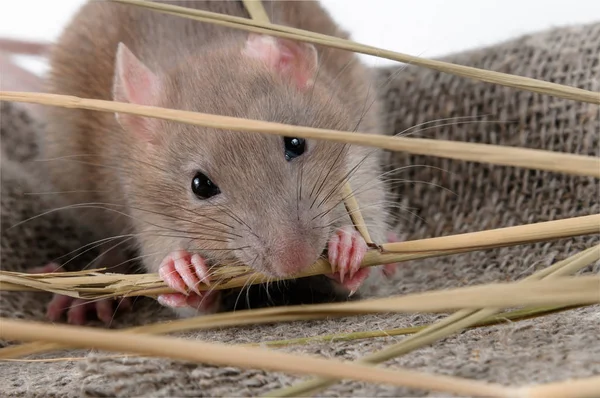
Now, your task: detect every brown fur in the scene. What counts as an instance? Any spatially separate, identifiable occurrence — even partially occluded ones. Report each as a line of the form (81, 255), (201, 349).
(40, 0), (389, 316)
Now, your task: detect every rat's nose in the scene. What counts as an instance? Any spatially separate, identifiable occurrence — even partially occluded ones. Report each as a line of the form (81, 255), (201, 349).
(270, 242), (320, 277)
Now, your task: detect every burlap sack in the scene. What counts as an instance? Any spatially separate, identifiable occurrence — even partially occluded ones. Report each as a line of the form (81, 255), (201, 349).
(1, 22), (598, 397)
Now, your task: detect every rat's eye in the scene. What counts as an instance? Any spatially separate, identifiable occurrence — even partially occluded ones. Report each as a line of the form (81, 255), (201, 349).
(191, 172), (220, 199)
(283, 137), (306, 161)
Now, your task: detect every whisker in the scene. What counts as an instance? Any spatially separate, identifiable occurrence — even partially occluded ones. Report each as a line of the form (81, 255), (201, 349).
(34, 153), (172, 175)
(33, 157), (128, 172)
(311, 115), (503, 216)
(79, 236), (137, 272)
(137, 198), (241, 238)
(24, 189), (110, 195)
(10, 202), (235, 242)
(49, 233), (138, 265)
(127, 203), (239, 239)
(319, 201), (426, 227)
(378, 164), (455, 180)
(206, 198), (257, 238)
(351, 178), (457, 201)
(63, 236), (136, 271)
(309, 144), (349, 209)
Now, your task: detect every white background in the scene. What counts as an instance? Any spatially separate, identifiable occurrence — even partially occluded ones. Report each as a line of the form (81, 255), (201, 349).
(0, 0), (599, 73)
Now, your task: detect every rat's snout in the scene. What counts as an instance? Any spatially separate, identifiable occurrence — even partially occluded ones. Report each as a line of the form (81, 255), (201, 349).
(237, 223), (326, 278)
(268, 240), (321, 277)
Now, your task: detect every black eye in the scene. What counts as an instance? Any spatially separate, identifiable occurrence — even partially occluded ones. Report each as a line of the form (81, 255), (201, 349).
(191, 172), (220, 199)
(283, 137), (306, 161)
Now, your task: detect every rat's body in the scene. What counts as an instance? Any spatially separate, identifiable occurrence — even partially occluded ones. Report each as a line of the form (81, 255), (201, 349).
(37, 0), (396, 323)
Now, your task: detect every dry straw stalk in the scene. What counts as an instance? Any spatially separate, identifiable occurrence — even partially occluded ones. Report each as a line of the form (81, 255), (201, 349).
(3, 91), (598, 178)
(1, 214), (597, 297)
(246, 304), (580, 348)
(0, 305), (578, 360)
(518, 376), (600, 398)
(1, 275), (596, 360)
(0, 317), (517, 397)
(110, 0), (600, 104)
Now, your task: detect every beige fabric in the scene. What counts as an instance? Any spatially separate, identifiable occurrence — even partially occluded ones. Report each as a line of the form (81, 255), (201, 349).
(1, 21), (599, 397)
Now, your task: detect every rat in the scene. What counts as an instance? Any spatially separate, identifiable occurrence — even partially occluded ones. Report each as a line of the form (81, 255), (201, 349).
(31, 0), (399, 323)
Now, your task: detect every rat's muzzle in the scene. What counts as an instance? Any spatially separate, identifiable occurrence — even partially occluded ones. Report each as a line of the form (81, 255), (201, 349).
(268, 241), (322, 277)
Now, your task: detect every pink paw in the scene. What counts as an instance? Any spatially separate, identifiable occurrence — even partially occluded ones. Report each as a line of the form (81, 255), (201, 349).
(326, 227), (370, 295)
(30, 263), (131, 325)
(157, 250), (220, 313)
(381, 231), (401, 278)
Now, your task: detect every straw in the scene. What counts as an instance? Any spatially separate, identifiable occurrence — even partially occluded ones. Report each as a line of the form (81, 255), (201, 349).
(2, 91), (599, 178)
(0, 317), (516, 397)
(109, 0), (600, 105)
(1, 214), (597, 298)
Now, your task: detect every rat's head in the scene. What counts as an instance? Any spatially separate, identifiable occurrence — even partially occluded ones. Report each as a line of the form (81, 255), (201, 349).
(112, 34), (375, 278)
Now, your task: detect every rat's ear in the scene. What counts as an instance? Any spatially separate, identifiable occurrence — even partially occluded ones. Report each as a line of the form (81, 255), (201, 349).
(242, 34), (318, 90)
(113, 42), (161, 143)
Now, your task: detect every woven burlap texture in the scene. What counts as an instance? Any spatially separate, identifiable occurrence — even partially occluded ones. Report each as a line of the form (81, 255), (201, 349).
(1, 22), (599, 397)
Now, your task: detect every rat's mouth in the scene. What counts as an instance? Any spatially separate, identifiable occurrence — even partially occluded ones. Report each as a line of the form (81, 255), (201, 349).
(265, 249), (329, 279)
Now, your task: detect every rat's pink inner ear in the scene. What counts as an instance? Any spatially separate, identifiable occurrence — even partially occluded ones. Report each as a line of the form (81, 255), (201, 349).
(242, 34), (318, 90)
(113, 42), (160, 142)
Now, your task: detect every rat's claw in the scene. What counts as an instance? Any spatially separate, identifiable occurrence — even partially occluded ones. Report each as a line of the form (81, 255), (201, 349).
(158, 250), (191, 295)
(157, 250), (218, 313)
(31, 263), (130, 325)
(157, 293), (189, 308)
(327, 236), (339, 274)
(159, 249), (209, 295)
(191, 253), (211, 287)
(326, 227), (369, 294)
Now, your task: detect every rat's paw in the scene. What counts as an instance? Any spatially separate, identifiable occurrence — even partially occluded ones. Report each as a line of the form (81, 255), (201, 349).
(30, 263), (131, 325)
(157, 291), (220, 314)
(381, 231), (401, 278)
(157, 250), (219, 313)
(327, 227), (369, 295)
(46, 295), (131, 325)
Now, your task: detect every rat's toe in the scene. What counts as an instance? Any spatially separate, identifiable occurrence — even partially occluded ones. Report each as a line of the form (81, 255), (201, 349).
(157, 293), (190, 308)
(326, 267), (370, 296)
(174, 257), (199, 293)
(348, 230), (367, 278)
(382, 263), (397, 277)
(46, 294), (73, 322)
(116, 297), (132, 312)
(328, 227), (367, 283)
(186, 290), (220, 313)
(95, 299), (116, 325)
(173, 252), (207, 295)
(190, 253), (211, 286)
(344, 268), (370, 296)
(327, 233), (341, 273)
(159, 252), (189, 295)
(159, 251), (212, 297)
(66, 299), (93, 325)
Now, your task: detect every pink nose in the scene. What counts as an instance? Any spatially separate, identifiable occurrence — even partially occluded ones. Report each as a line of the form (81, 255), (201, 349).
(271, 243), (318, 277)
